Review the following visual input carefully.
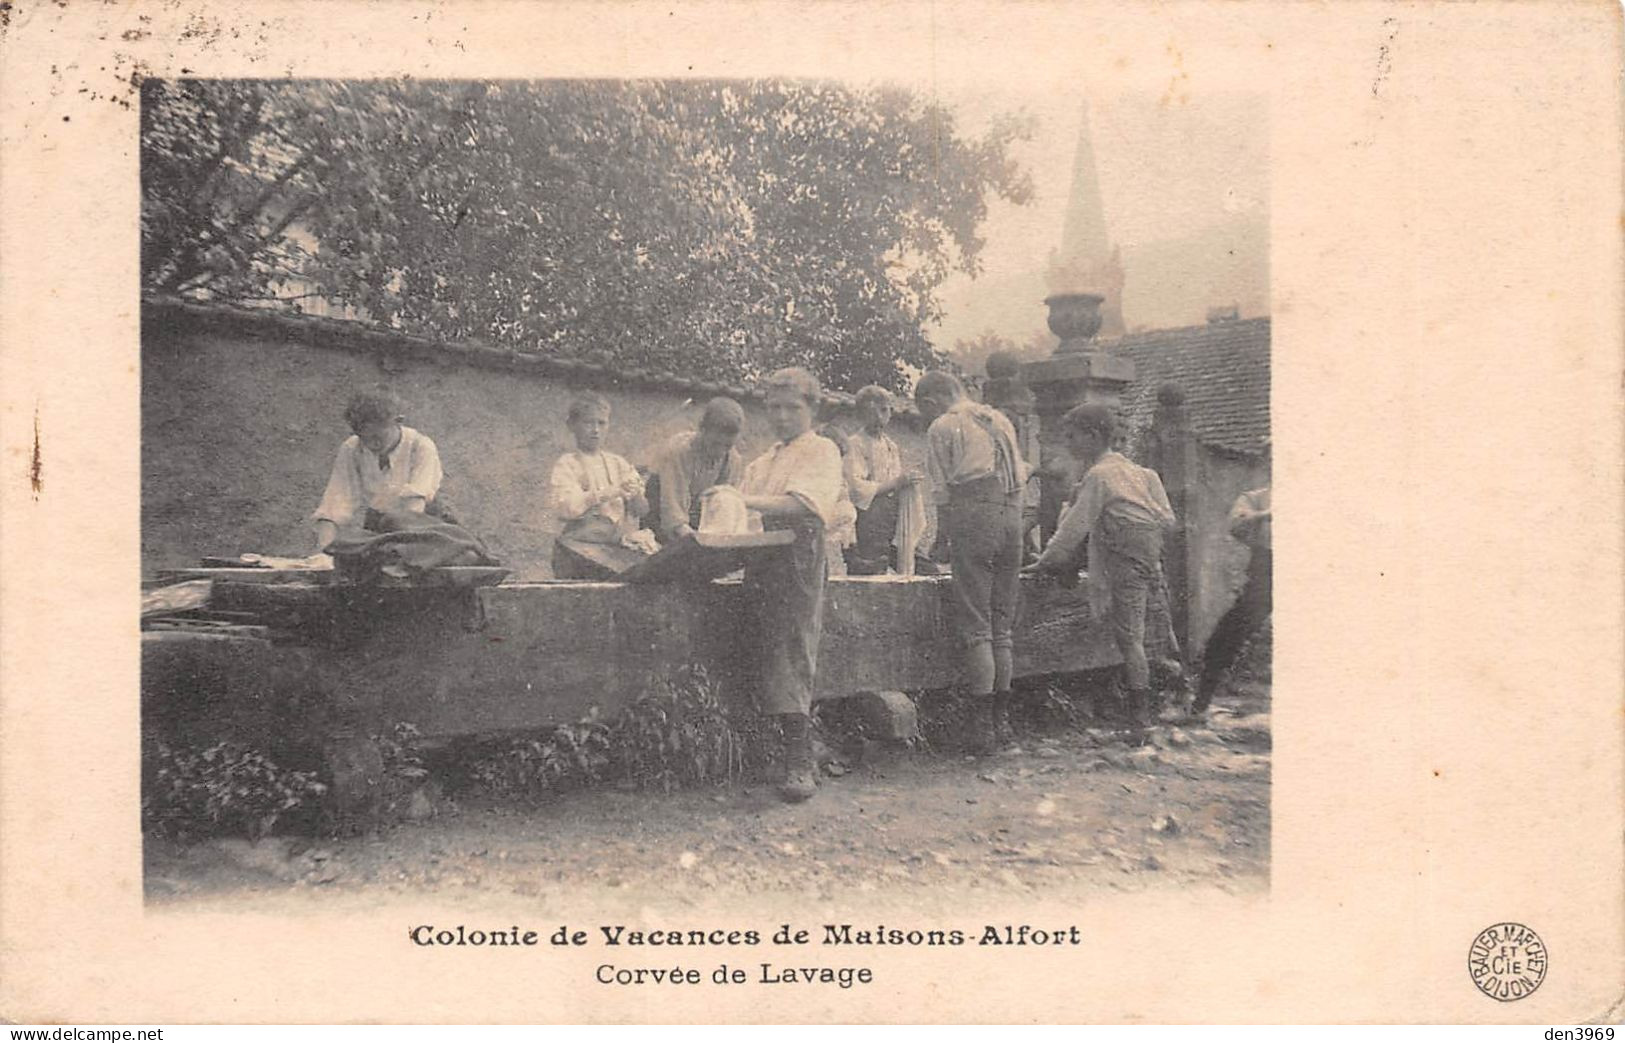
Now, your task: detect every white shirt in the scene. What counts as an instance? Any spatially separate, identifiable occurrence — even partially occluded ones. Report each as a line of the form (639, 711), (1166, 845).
(845, 429), (904, 511)
(829, 479), (858, 549)
(740, 430), (845, 529)
(1230, 487), (1271, 551)
(924, 399), (1029, 505)
(313, 426), (442, 526)
(549, 449), (643, 535)
(1037, 450), (1176, 570)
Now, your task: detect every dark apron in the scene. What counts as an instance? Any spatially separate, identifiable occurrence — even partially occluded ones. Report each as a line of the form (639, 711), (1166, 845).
(551, 514), (642, 581)
(363, 496), (458, 532)
(848, 488), (901, 574)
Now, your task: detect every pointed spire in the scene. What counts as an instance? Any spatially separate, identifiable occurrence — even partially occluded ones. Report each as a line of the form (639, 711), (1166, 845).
(1059, 101), (1110, 266)
(1050, 101), (1126, 337)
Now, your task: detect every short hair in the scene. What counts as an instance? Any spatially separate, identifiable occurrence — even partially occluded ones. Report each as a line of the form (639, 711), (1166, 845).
(566, 391), (612, 426)
(343, 390), (402, 431)
(699, 396), (745, 435)
(855, 385), (892, 410)
(982, 376), (1034, 413)
(984, 351), (1021, 380)
(1060, 403), (1116, 442)
(759, 367), (821, 408)
(913, 370), (964, 402)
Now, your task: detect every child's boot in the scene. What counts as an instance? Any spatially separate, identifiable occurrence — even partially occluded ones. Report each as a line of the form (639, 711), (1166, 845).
(963, 697), (998, 755)
(779, 713), (817, 803)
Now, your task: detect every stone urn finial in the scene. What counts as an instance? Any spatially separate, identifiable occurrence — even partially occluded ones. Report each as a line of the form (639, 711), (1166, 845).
(1024, 291), (1133, 542)
(1044, 292), (1105, 353)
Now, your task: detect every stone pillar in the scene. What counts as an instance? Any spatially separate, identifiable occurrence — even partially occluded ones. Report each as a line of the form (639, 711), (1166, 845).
(982, 352), (1041, 550)
(1144, 383), (1199, 656)
(1020, 294), (1135, 542)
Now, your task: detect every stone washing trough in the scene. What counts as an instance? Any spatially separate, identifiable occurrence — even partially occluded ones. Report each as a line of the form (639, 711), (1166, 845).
(141, 561), (1122, 807)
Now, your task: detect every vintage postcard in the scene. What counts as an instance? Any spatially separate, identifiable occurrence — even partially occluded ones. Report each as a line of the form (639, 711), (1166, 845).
(0, 0), (1620, 1025)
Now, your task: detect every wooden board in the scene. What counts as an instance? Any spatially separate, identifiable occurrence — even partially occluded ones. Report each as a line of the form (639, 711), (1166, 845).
(141, 579), (214, 618)
(159, 567), (338, 585)
(617, 529), (794, 584)
(144, 618), (271, 640)
(376, 565), (511, 588)
(200, 557), (266, 569)
(156, 565), (509, 588)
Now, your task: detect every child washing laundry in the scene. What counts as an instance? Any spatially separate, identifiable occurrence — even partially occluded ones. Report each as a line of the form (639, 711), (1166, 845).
(548, 392), (657, 580)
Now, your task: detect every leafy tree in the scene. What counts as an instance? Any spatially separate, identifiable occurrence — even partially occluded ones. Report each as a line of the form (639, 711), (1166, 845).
(140, 79), (482, 301)
(141, 79), (1033, 392)
(950, 328), (1053, 377)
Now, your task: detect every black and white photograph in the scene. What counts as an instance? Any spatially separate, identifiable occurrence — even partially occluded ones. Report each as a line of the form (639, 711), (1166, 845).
(2, 0), (1620, 1028)
(137, 77), (1272, 906)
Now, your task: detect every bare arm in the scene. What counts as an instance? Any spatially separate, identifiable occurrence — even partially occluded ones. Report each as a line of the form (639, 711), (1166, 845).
(1228, 490), (1269, 538)
(313, 443), (359, 550)
(1031, 474), (1103, 572)
(615, 460), (648, 522)
(742, 493), (816, 518)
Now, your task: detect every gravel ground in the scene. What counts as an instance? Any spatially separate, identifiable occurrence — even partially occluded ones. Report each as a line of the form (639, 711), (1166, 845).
(145, 682), (1271, 910)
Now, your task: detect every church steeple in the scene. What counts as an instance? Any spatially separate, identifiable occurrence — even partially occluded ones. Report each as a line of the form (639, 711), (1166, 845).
(1060, 101), (1109, 263)
(1049, 101), (1126, 338)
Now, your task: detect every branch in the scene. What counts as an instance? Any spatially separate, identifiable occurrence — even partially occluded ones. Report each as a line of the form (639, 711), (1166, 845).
(260, 190), (318, 244)
(143, 88), (272, 280)
(228, 291), (332, 303)
(217, 151), (318, 247)
(157, 159), (318, 299)
(172, 269), (222, 294)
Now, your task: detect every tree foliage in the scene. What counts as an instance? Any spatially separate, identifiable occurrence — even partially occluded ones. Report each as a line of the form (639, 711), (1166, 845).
(949, 328), (1055, 377)
(141, 79), (1032, 391)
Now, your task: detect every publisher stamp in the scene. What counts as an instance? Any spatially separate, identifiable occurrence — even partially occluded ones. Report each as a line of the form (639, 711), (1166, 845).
(1468, 922), (1547, 1001)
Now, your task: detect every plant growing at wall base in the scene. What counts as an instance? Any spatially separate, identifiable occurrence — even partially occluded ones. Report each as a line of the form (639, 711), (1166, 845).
(459, 665), (755, 799)
(373, 720), (442, 819)
(141, 733), (328, 840)
(608, 665), (739, 792)
(459, 715), (613, 801)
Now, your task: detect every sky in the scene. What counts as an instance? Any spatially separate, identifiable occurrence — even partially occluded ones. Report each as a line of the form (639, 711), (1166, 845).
(923, 87), (1270, 354)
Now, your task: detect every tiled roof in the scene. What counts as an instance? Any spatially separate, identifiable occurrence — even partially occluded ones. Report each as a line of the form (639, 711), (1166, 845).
(1108, 316), (1271, 456)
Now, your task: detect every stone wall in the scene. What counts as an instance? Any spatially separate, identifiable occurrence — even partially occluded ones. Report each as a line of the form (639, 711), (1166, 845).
(1137, 389), (1268, 659)
(1185, 447), (1268, 652)
(140, 301), (931, 580)
(141, 300), (1264, 659)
